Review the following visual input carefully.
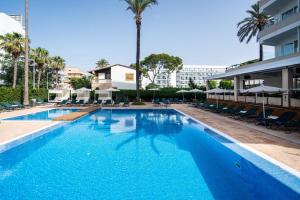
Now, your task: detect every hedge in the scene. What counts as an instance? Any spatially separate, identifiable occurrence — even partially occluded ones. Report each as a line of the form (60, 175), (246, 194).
(0, 87), (48, 103)
(116, 88), (206, 102)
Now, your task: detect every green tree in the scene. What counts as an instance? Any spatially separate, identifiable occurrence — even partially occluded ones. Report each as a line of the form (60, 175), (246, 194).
(237, 2), (270, 61)
(124, 0), (158, 101)
(140, 53), (183, 86)
(30, 47), (49, 89)
(69, 76), (91, 90)
(0, 32), (25, 88)
(145, 83), (159, 90)
(188, 77), (197, 89)
(96, 58), (109, 68)
(219, 80), (233, 89)
(49, 56), (65, 88)
(209, 80), (217, 89)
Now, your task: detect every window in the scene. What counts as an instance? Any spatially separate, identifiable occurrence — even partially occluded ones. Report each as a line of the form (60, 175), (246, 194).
(282, 6), (298, 20)
(281, 41), (298, 56)
(125, 73), (134, 81)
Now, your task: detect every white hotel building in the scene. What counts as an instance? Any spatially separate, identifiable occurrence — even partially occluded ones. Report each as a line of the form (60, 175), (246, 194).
(207, 0), (300, 108)
(153, 65), (226, 88)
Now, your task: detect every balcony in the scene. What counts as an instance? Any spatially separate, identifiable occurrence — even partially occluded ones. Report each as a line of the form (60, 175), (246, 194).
(208, 52), (300, 80)
(260, 0), (271, 8)
(91, 78), (112, 90)
(260, 0), (288, 13)
(258, 11), (300, 42)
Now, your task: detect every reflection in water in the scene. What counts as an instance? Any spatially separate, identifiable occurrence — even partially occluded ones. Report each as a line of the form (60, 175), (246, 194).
(115, 110), (184, 154)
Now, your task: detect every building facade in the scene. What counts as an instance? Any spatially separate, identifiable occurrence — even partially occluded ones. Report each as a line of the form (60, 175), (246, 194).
(176, 65), (226, 88)
(89, 64), (136, 90)
(62, 67), (86, 89)
(146, 65), (226, 88)
(207, 0), (300, 108)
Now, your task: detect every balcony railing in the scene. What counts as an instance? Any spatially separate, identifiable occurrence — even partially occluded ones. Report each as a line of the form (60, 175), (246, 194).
(260, 0), (270, 7)
(258, 11), (300, 40)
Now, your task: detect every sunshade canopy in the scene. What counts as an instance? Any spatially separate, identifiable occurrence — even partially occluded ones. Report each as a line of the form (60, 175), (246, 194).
(176, 90), (189, 94)
(205, 88), (226, 94)
(189, 89), (204, 93)
(243, 84), (286, 94)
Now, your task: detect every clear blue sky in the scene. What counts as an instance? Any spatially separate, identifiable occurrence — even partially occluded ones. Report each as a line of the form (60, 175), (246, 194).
(1, 0), (263, 71)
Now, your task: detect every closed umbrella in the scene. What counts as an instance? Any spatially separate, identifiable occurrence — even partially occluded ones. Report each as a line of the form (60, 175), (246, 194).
(189, 89), (204, 103)
(176, 90), (189, 102)
(243, 84), (286, 118)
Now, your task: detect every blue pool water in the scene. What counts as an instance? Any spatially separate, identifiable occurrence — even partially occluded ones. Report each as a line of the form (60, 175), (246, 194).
(0, 109), (299, 200)
(5, 108), (79, 120)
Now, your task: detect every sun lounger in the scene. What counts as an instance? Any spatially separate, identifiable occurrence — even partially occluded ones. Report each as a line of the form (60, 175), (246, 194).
(103, 100), (112, 106)
(269, 112), (297, 129)
(59, 100), (68, 106)
(1, 102), (17, 110)
(77, 100), (85, 105)
(238, 107), (257, 119)
(95, 100), (103, 105)
(123, 99), (130, 107)
(114, 99), (121, 107)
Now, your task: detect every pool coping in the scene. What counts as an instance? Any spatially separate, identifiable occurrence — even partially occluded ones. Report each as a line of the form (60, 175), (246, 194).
(173, 108), (300, 179)
(0, 121), (64, 153)
(0, 108), (89, 153)
(0, 107), (80, 120)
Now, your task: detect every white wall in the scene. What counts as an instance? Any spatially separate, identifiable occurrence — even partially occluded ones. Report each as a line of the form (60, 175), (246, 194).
(111, 65), (136, 90)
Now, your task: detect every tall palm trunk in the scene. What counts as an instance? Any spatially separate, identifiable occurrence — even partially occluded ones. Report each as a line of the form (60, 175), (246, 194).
(37, 69), (42, 89)
(259, 44), (263, 61)
(12, 59), (18, 88)
(56, 70), (59, 88)
(23, 0), (29, 106)
(135, 20), (141, 101)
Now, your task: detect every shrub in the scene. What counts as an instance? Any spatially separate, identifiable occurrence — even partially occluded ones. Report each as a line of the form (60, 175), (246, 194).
(0, 86), (48, 103)
(131, 102), (146, 105)
(117, 88), (206, 102)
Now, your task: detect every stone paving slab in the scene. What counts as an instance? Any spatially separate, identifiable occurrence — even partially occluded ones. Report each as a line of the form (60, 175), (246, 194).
(0, 121), (57, 144)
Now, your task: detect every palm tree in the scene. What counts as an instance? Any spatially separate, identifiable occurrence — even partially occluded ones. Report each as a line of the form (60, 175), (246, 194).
(124, 0), (158, 101)
(96, 58), (109, 68)
(0, 32), (25, 88)
(237, 2), (270, 61)
(50, 56), (65, 88)
(23, 0), (30, 105)
(30, 47), (49, 89)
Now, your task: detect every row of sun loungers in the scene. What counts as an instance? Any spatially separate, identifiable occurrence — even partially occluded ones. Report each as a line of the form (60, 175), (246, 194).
(0, 102), (24, 111)
(59, 99), (130, 107)
(196, 101), (299, 131)
(152, 98), (187, 107)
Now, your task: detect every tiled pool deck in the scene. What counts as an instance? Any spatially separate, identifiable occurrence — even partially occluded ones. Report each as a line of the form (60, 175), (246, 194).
(0, 104), (299, 172)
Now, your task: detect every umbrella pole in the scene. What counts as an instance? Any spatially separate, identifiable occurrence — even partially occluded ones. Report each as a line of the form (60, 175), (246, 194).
(194, 93), (196, 103)
(153, 91), (155, 102)
(263, 92), (265, 119)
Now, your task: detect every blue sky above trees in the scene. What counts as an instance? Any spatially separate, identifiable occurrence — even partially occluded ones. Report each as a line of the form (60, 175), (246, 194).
(1, 0), (266, 70)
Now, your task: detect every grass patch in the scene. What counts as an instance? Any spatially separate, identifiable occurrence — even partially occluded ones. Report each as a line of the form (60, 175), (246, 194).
(131, 102), (146, 106)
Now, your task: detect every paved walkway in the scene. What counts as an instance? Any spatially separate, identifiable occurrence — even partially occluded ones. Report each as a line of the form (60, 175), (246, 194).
(0, 121), (57, 143)
(173, 104), (300, 172)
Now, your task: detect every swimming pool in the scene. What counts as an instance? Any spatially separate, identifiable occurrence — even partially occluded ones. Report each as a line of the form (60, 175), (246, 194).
(4, 108), (79, 120)
(0, 109), (299, 199)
